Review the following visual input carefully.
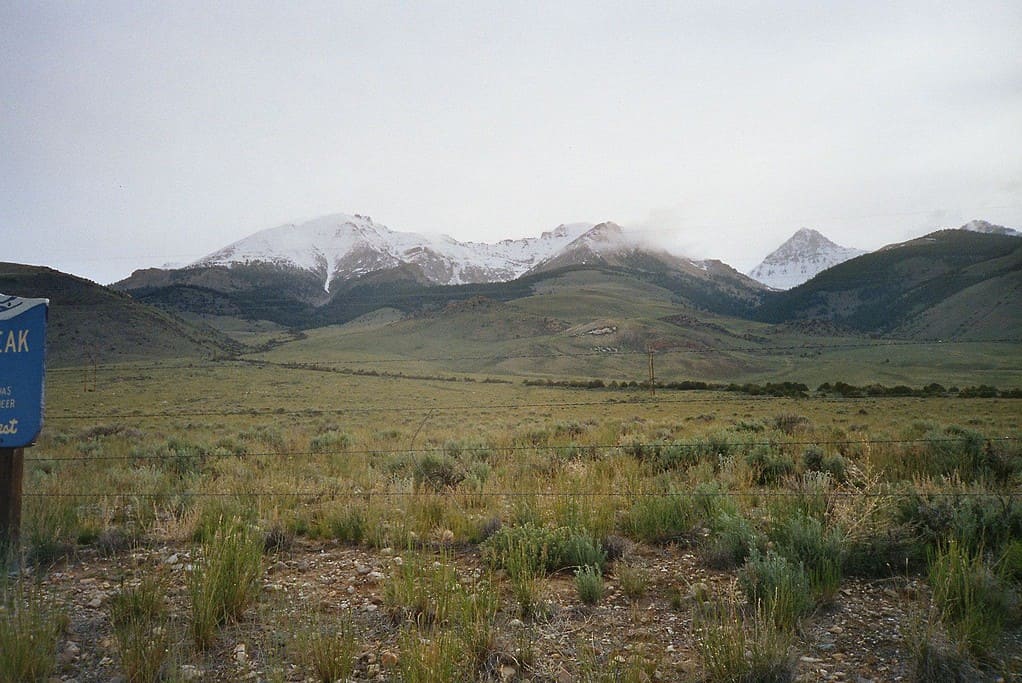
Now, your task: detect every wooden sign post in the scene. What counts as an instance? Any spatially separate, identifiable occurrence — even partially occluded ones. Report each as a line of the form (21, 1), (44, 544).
(0, 294), (49, 557)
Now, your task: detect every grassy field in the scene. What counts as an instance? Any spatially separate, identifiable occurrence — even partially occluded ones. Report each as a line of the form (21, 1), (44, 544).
(230, 269), (1022, 388)
(3, 360), (1020, 681)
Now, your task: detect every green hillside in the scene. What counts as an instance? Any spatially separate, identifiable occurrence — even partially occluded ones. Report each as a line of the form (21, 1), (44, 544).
(754, 230), (1022, 338)
(248, 267), (1022, 387)
(0, 263), (239, 366)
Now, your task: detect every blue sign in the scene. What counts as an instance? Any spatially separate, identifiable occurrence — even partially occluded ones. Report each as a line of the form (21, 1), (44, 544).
(0, 294), (48, 448)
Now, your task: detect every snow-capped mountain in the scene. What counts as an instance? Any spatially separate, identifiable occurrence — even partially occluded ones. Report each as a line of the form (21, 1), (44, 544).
(194, 213), (596, 291)
(748, 228), (866, 290)
(959, 219), (1020, 237)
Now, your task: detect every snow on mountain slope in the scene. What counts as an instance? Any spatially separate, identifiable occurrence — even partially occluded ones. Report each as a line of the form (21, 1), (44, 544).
(195, 214), (594, 291)
(960, 219), (1021, 237)
(748, 228), (866, 290)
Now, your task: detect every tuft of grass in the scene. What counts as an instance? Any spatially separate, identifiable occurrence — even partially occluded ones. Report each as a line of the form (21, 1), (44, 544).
(620, 491), (697, 545)
(928, 539), (1017, 659)
(317, 503), (366, 544)
(997, 539), (1022, 585)
(385, 553), (460, 627)
(905, 608), (981, 683)
(189, 516), (263, 649)
(0, 578), (64, 683)
(617, 564), (649, 601)
(504, 536), (547, 619)
(398, 628), (464, 682)
(309, 429), (352, 453)
(575, 565), (604, 606)
(694, 595), (795, 683)
(745, 445), (796, 486)
(701, 512), (757, 569)
(737, 551), (814, 630)
(294, 616), (358, 683)
(769, 511), (846, 602)
(413, 454), (465, 492)
(109, 576), (172, 683)
(481, 523), (605, 575)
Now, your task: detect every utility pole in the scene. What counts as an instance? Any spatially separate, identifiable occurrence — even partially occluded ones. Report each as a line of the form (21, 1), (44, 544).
(648, 346), (656, 398)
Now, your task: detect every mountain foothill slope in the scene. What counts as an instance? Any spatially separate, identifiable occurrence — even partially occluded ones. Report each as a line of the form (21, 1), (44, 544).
(0, 263), (237, 366)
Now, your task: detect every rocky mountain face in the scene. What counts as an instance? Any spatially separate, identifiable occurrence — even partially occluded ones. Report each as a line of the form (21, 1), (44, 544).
(190, 213), (599, 292)
(748, 228), (866, 290)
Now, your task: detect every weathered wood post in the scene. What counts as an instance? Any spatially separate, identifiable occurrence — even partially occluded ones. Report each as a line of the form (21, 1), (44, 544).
(0, 294), (49, 562)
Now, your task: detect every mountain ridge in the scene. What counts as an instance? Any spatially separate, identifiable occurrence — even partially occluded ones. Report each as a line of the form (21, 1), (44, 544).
(192, 213), (601, 291)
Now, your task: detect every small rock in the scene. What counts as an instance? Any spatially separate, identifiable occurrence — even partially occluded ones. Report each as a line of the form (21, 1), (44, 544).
(365, 603), (378, 612)
(87, 596), (103, 609)
(164, 554), (179, 565)
(234, 643), (248, 665)
(356, 564), (372, 575)
(689, 582), (710, 601)
(381, 651), (398, 667)
(179, 666), (202, 682)
(366, 571), (385, 583)
(58, 642), (80, 665)
(500, 664), (517, 681)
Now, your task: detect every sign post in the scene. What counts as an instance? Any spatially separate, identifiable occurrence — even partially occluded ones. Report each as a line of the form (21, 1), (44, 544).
(0, 294), (48, 557)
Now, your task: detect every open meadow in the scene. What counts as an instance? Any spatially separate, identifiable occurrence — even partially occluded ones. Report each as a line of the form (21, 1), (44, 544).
(3, 358), (1020, 682)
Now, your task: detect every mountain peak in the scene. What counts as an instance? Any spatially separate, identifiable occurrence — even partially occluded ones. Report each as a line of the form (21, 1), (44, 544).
(960, 219), (1020, 237)
(748, 229), (865, 290)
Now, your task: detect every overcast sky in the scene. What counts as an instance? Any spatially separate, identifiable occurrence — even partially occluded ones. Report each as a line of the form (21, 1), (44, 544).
(3, 1), (1021, 284)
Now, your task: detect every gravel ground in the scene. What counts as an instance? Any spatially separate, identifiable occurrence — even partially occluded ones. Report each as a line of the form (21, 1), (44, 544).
(25, 540), (1022, 682)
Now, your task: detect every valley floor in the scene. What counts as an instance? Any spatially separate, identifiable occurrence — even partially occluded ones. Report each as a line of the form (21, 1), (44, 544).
(4, 362), (1020, 682)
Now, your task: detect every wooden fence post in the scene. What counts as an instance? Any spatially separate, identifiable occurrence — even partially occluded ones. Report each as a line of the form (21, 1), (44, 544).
(0, 447), (24, 554)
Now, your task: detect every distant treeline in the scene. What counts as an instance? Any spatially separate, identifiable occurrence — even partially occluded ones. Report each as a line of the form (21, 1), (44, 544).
(815, 381), (1021, 398)
(247, 359), (514, 385)
(523, 377), (1021, 399)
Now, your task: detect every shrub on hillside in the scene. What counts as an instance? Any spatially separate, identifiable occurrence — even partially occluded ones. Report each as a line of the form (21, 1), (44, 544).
(745, 446), (796, 486)
(413, 453), (465, 492)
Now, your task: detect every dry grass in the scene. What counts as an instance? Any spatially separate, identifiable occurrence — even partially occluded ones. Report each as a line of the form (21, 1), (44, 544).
(14, 363), (1022, 678)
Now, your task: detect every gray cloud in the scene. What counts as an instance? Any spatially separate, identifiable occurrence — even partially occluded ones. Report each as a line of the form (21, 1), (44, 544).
(2, 1), (1020, 283)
